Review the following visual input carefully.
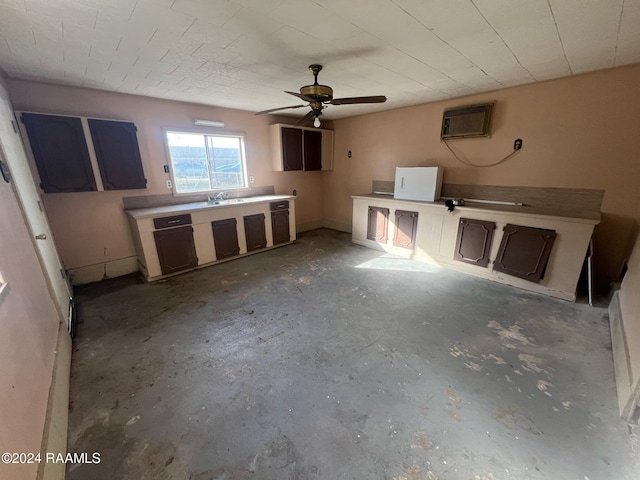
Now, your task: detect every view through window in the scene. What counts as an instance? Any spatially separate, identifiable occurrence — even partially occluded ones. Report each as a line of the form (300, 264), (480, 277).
(165, 131), (247, 194)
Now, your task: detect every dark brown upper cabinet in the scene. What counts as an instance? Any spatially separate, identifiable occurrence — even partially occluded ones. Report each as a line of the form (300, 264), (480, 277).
(88, 119), (146, 190)
(454, 218), (496, 267)
(303, 130), (322, 171)
(21, 113), (96, 193)
(367, 206), (389, 243)
(393, 210), (418, 250)
(493, 224), (557, 283)
(281, 127), (303, 171)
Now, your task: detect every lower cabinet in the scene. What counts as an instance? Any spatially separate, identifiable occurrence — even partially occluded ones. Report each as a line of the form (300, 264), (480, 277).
(271, 209), (290, 245)
(153, 225), (198, 275)
(367, 206), (389, 243)
(454, 218), (496, 267)
(212, 218), (240, 259)
(393, 210), (418, 249)
(244, 213), (267, 252)
(493, 224), (557, 283)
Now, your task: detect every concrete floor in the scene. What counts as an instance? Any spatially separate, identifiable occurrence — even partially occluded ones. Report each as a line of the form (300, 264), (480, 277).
(67, 228), (639, 480)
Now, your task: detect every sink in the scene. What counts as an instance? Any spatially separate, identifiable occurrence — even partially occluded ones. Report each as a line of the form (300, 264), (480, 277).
(203, 198), (247, 206)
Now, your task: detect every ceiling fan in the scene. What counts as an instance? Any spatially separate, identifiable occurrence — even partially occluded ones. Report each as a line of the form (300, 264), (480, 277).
(255, 64), (387, 127)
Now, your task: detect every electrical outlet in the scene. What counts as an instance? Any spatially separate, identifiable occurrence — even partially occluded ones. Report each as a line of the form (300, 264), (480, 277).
(249, 176), (254, 184)
(166, 180), (172, 188)
(514, 138), (523, 150)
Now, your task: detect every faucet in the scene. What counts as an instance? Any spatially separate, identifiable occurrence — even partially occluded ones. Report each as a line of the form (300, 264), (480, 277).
(215, 191), (228, 200)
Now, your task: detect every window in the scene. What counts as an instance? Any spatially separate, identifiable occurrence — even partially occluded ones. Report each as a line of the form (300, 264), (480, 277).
(165, 130), (248, 194)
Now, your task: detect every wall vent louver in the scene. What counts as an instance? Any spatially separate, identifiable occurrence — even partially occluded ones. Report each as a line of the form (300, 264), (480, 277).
(441, 103), (493, 139)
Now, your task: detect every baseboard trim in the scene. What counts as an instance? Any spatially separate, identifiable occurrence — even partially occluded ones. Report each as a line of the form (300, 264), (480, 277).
(297, 220), (352, 234)
(68, 256), (138, 285)
(37, 323), (72, 480)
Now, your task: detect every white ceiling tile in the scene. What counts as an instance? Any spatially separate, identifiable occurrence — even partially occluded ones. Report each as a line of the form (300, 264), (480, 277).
(550, 0), (623, 73)
(230, 0), (287, 15)
(170, 0), (242, 27)
(615, 0), (640, 66)
(472, 0), (571, 80)
(2, 0), (640, 119)
(190, 43), (239, 64)
(182, 19), (241, 48)
(25, 0), (97, 27)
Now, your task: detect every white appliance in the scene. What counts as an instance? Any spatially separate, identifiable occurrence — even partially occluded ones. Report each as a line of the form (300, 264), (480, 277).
(394, 166), (443, 202)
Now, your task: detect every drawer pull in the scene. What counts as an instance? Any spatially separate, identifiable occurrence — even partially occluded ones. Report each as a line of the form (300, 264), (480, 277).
(167, 220), (181, 224)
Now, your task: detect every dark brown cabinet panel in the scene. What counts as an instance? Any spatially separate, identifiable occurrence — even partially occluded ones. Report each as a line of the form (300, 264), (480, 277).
(493, 224), (557, 283)
(153, 225), (198, 275)
(367, 206), (389, 243)
(393, 210), (418, 250)
(303, 130), (322, 171)
(454, 218), (496, 267)
(88, 119), (146, 190)
(21, 113), (96, 193)
(212, 218), (240, 259)
(281, 127), (303, 171)
(244, 214), (267, 252)
(153, 214), (192, 229)
(271, 210), (290, 245)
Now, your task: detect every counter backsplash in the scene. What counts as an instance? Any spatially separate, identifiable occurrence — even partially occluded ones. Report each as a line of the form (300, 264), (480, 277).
(371, 180), (603, 220)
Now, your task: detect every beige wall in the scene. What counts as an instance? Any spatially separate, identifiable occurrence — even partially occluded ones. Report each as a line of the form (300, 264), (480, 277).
(6, 79), (324, 274)
(0, 77), (60, 480)
(324, 63), (640, 291)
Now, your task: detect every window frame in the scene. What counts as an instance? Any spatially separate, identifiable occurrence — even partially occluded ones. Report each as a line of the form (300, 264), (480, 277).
(163, 127), (249, 197)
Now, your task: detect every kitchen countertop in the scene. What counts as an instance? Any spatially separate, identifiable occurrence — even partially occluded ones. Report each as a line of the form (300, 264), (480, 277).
(125, 194), (294, 220)
(352, 193), (601, 223)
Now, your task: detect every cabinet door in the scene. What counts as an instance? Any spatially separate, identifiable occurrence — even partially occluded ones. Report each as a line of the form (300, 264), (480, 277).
(21, 113), (96, 193)
(303, 129), (322, 171)
(271, 210), (290, 245)
(367, 206), (389, 243)
(393, 210), (418, 249)
(244, 213), (267, 252)
(493, 224), (557, 283)
(212, 218), (240, 259)
(153, 225), (198, 275)
(88, 119), (146, 190)
(454, 218), (496, 267)
(281, 127), (303, 171)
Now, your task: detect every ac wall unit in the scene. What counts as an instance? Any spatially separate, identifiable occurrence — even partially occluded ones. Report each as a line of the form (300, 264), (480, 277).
(441, 103), (493, 139)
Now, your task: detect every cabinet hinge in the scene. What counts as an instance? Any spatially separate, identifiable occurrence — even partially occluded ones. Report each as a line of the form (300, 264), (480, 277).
(11, 120), (18, 133)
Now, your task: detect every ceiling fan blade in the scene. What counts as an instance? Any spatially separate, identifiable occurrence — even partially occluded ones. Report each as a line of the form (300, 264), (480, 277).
(296, 110), (315, 126)
(285, 90), (316, 103)
(329, 95), (387, 105)
(255, 104), (306, 115)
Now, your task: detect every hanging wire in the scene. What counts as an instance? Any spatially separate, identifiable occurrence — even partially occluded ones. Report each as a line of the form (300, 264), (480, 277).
(444, 139), (521, 167)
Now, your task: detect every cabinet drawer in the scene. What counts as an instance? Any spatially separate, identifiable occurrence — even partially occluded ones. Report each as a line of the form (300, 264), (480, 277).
(270, 200), (289, 211)
(153, 213), (192, 229)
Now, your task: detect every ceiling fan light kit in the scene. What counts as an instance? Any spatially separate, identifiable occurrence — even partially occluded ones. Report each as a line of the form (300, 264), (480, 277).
(256, 64), (387, 127)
